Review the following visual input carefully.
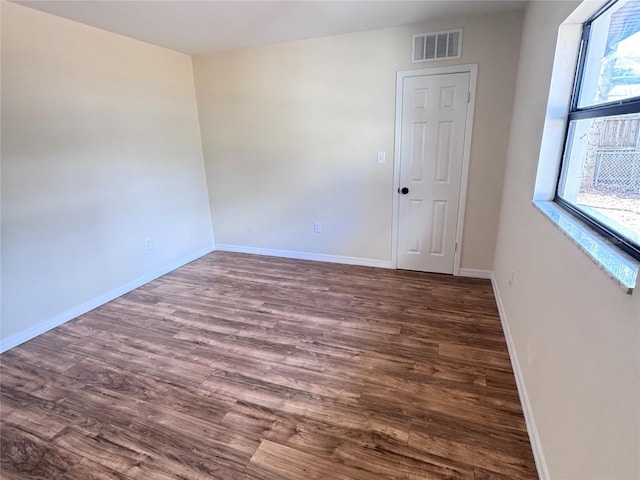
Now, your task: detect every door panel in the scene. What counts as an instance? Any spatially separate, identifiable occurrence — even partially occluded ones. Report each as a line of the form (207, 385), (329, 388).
(397, 72), (469, 273)
(430, 200), (447, 256)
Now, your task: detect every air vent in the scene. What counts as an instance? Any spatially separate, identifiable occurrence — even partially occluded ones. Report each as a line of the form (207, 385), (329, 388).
(412, 29), (462, 63)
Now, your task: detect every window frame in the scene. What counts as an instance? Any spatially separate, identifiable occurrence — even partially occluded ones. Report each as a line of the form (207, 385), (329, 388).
(555, 0), (640, 261)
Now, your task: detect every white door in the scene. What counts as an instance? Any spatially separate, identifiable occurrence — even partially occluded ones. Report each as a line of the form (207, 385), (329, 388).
(396, 72), (470, 274)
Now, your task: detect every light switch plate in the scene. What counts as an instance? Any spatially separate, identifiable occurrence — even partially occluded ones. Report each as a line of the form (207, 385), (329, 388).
(377, 151), (385, 164)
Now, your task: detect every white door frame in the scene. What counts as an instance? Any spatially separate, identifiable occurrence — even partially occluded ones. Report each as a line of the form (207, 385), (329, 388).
(391, 64), (478, 275)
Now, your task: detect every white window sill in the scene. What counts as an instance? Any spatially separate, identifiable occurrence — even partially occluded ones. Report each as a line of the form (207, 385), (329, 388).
(533, 201), (639, 294)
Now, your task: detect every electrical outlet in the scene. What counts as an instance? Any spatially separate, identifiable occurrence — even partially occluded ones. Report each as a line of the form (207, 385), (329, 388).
(508, 269), (515, 286)
(314, 221), (322, 233)
(144, 237), (153, 250)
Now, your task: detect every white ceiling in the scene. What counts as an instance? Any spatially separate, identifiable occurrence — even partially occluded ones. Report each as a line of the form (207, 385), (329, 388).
(16, 0), (527, 55)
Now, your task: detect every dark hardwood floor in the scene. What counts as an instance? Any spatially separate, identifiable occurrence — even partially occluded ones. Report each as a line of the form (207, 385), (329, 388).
(0, 251), (537, 479)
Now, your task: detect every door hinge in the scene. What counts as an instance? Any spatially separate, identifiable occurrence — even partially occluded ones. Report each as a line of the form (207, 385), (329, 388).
(467, 91), (471, 103)
(455, 242), (458, 252)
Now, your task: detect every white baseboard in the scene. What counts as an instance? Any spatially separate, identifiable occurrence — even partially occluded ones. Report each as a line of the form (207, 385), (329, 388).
(491, 273), (548, 480)
(0, 244), (216, 353)
(458, 268), (492, 279)
(215, 244), (393, 269)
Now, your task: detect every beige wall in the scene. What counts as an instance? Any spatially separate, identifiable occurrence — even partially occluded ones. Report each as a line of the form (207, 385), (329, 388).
(493, 1), (640, 478)
(193, 10), (523, 268)
(1, 3), (214, 342)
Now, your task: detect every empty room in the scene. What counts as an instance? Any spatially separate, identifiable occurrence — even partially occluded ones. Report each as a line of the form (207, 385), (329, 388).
(1, 0), (639, 478)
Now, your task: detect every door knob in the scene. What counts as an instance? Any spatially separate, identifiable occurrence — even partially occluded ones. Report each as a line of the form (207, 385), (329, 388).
(398, 187), (409, 194)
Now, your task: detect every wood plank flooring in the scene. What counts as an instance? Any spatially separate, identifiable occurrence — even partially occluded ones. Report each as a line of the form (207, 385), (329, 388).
(0, 251), (537, 479)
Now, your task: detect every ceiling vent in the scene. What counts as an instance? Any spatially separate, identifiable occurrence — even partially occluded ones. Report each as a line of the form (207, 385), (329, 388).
(411, 29), (462, 63)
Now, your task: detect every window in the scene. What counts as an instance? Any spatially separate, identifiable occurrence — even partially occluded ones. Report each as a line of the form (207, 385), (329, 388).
(556, 0), (640, 261)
